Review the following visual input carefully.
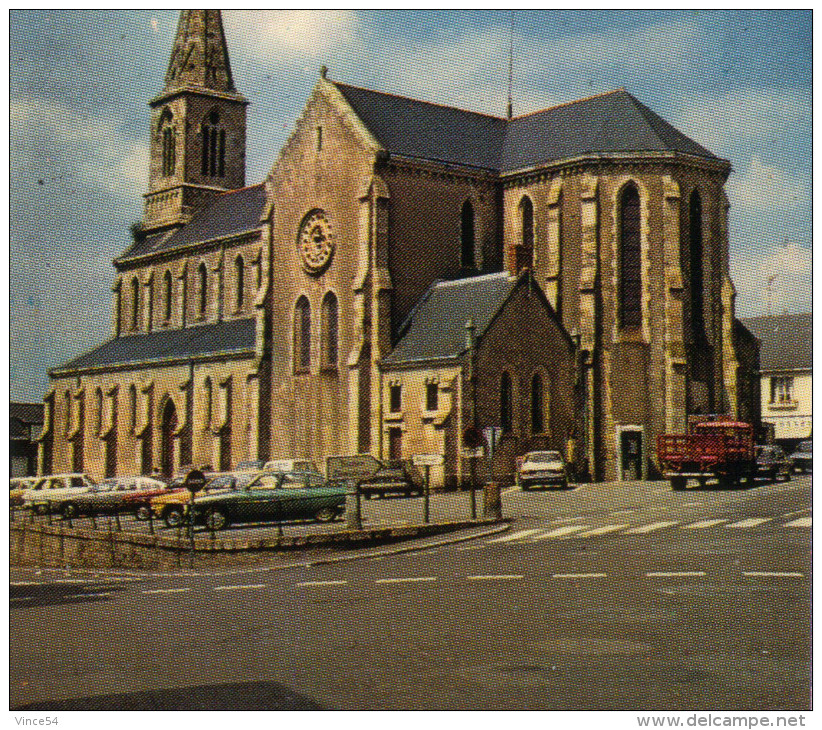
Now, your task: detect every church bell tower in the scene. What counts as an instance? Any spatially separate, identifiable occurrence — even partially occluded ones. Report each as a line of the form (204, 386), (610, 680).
(143, 10), (248, 233)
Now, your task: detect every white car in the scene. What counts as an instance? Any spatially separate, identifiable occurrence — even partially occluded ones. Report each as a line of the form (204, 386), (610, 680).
(21, 473), (97, 513)
(516, 450), (568, 490)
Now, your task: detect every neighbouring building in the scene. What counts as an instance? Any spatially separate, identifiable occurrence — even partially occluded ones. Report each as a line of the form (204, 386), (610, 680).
(10, 402), (44, 477)
(741, 313), (812, 449)
(38, 9), (758, 484)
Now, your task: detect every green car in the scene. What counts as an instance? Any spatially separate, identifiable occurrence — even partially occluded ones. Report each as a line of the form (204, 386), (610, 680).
(191, 471), (347, 531)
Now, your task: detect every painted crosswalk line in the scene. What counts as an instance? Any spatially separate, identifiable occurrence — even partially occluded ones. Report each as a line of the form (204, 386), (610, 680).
(467, 574), (524, 581)
(742, 571), (803, 578)
(376, 576), (437, 584)
(531, 525), (591, 540)
(646, 571), (706, 578)
(623, 521), (679, 535)
(487, 528), (543, 544)
(783, 517), (812, 528)
(552, 572), (607, 579)
(726, 518), (770, 528)
(576, 524), (629, 537)
(682, 519), (728, 529)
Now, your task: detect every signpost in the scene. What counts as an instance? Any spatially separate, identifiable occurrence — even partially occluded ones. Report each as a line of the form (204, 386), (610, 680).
(183, 468), (206, 567)
(412, 454), (444, 523)
(463, 428), (486, 519)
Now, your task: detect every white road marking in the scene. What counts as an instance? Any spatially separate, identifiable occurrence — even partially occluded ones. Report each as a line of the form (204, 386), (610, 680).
(623, 521), (679, 535)
(682, 519), (728, 529)
(646, 571), (706, 578)
(742, 571), (804, 578)
(502, 486), (519, 495)
(552, 572), (607, 579)
(682, 502), (701, 507)
(726, 518), (770, 528)
(142, 588), (191, 594)
(296, 580), (348, 587)
(67, 592), (112, 598)
(531, 525), (591, 540)
(467, 574), (524, 581)
(10, 579), (86, 585)
(213, 583), (267, 591)
(487, 528), (542, 543)
(376, 577), (437, 584)
(576, 524), (628, 537)
(456, 544), (487, 550)
(782, 508), (811, 518)
(551, 516), (588, 524)
(10, 597), (33, 602)
(784, 517), (812, 528)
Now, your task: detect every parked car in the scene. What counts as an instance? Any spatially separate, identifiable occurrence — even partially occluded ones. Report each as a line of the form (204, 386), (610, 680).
(325, 454), (423, 498)
(789, 440), (812, 473)
(235, 459), (267, 472)
(151, 471), (257, 528)
(263, 458), (322, 475)
(10, 477), (38, 506)
(754, 445), (792, 482)
(60, 476), (168, 519)
(21, 473), (97, 514)
(191, 471), (346, 531)
(516, 450), (568, 490)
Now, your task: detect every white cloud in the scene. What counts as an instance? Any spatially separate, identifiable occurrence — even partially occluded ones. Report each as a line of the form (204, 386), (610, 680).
(731, 241), (812, 316)
(727, 155), (810, 213)
(225, 10), (362, 61)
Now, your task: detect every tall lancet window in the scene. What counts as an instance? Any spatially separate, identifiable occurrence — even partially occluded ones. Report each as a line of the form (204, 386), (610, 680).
(689, 190), (705, 339)
(160, 109), (176, 177)
(619, 184), (642, 328)
(201, 109), (226, 178)
(517, 196), (534, 273)
(460, 200), (476, 268)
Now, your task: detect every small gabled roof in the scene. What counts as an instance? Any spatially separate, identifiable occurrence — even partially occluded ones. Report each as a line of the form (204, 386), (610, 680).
(117, 183), (267, 262)
(740, 313), (812, 371)
(51, 318), (257, 375)
(384, 272), (521, 365)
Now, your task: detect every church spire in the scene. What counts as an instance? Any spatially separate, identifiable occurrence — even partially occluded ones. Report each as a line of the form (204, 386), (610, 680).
(164, 10), (236, 94)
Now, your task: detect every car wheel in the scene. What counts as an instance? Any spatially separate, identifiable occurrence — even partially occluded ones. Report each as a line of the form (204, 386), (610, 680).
(33, 502), (49, 515)
(782, 470), (792, 482)
(314, 506), (337, 523)
(205, 508), (229, 531)
(61, 502), (77, 519)
(163, 507), (184, 529)
(135, 504), (152, 521)
(670, 477), (687, 491)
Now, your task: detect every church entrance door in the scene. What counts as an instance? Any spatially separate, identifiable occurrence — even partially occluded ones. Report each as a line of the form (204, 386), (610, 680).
(161, 399), (178, 479)
(618, 427), (644, 481)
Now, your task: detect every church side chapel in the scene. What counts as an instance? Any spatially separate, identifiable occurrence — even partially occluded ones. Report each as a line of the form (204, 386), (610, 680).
(39, 10), (758, 485)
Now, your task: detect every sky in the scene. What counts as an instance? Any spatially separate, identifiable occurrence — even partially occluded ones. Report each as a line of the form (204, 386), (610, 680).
(8, 9), (813, 402)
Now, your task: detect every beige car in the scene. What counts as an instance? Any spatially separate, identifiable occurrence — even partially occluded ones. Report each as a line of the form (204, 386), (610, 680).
(21, 473), (97, 513)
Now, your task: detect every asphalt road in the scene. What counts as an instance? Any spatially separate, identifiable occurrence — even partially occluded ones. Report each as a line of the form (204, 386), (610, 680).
(9, 475), (812, 711)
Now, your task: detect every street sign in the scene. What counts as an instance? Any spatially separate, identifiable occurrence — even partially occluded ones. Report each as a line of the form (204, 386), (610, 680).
(463, 426), (485, 449)
(462, 446), (485, 459)
(412, 453), (444, 467)
(483, 426), (503, 457)
(183, 468), (207, 493)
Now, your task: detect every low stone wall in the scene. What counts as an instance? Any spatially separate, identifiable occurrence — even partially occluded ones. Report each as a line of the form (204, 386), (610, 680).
(9, 519), (499, 571)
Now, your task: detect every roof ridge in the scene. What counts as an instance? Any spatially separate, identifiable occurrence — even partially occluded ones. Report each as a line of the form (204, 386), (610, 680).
(215, 182), (266, 197)
(510, 88), (627, 120)
(435, 271), (513, 288)
(334, 81), (506, 122)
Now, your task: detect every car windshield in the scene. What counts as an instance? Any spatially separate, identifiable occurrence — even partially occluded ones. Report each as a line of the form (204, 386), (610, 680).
(525, 451), (562, 463)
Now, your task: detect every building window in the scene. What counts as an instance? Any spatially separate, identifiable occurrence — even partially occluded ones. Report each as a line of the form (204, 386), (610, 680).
(619, 183), (642, 328)
(198, 262), (208, 317)
(770, 376), (795, 404)
(294, 296), (311, 373)
(689, 190), (705, 339)
(64, 391), (72, 435)
(388, 427), (402, 460)
(129, 384), (137, 433)
(426, 382), (439, 412)
(234, 255), (245, 311)
(517, 196), (534, 273)
(389, 383), (402, 413)
(321, 291), (339, 367)
(203, 377), (212, 429)
(460, 199), (475, 268)
(500, 371), (513, 433)
(531, 373), (545, 434)
(94, 388), (103, 435)
(201, 109), (225, 178)
(163, 270), (173, 321)
(316, 126), (323, 152)
(130, 276), (140, 331)
(160, 109), (176, 177)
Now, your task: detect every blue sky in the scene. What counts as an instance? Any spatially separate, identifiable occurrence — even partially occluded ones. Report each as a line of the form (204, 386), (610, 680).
(9, 9), (812, 401)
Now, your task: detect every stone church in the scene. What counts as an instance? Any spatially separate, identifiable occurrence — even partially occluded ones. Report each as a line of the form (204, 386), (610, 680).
(38, 9), (758, 486)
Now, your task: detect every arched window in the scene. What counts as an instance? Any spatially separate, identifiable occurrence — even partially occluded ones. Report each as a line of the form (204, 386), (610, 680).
(517, 196), (534, 273)
(160, 109), (176, 177)
(201, 109), (225, 178)
(531, 373), (546, 434)
(321, 291), (339, 367)
(689, 190), (705, 338)
(234, 256), (245, 311)
(94, 388), (103, 435)
(129, 384), (137, 433)
(163, 270), (173, 321)
(500, 372), (513, 433)
(294, 296), (311, 373)
(130, 277), (140, 330)
(460, 199), (475, 268)
(198, 262), (208, 317)
(203, 377), (212, 430)
(619, 184), (642, 328)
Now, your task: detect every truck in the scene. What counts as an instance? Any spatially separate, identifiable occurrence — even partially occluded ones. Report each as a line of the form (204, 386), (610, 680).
(656, 419), (756, 490)
(325, 454), (424, 499)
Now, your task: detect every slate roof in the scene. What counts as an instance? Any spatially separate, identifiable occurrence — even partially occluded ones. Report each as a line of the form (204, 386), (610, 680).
(740, 314), (812, 371)
(384, 272), (520, 364)
(334, 83), (718, 171)
(117, 183), (267, 261)
(10, 402), (44, 424)
(52, 318), (257, 374)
